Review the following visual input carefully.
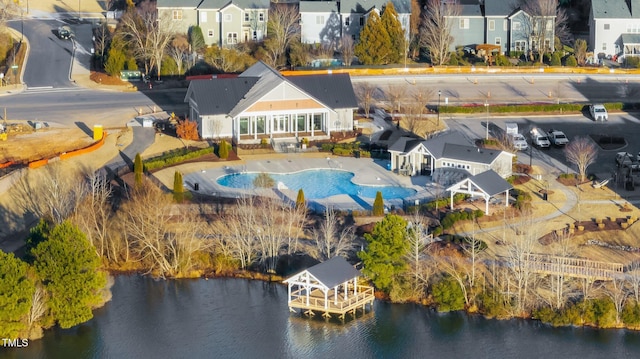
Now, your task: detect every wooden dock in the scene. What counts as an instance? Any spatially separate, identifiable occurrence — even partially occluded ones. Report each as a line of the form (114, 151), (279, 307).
(522, 254), (623, 281)
(288, 285), (375, 319)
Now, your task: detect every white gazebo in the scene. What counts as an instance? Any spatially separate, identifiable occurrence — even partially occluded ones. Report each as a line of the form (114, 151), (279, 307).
(446, 170), (513, 215)
(283, 256), (375, 319)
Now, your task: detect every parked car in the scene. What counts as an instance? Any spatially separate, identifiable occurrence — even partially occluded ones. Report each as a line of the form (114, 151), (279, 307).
(547, 129), (569, 146)
(530, 127), (550, 148)
(616, 152), (639, 169)
(57, 25), (73, 40)
(589, 104), (608, 121)
(505, 122), (528, 151)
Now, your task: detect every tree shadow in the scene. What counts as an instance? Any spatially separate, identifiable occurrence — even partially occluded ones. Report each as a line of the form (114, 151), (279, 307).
(75, 121), (93, 137)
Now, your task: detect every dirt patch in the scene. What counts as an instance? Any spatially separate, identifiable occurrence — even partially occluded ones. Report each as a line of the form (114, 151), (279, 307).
(0, 127), (95, 163)
(90, 71), (128, 86)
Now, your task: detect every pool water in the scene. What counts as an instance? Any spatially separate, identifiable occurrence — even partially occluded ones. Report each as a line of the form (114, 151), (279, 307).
(216, 169), (416, 199)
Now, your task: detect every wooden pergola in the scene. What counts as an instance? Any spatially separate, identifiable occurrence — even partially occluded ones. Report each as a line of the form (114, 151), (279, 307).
(283, 257), (375, 319)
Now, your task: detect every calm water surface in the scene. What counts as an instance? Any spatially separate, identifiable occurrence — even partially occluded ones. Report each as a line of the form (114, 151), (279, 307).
(4, 275), (640, 359)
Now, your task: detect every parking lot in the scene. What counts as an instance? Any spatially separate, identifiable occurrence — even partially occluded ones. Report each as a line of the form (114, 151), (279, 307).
(446, 110), (640, 195)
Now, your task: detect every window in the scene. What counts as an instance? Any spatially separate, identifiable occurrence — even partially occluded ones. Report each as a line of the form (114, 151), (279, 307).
(259, 12), (264, 22)
(604, 23), (610, 30)
(351, 34), (356, 40)
(200, 12), (207, 22)
(503, 19), (507, 31)
(546, 19), (553, 31)
(489, 20), (495, 31)
(345, 17), (350, 26)
(224, 14), (232, 22)
(239, 117), (250, 135)
(172, 10), (182, 20)
(316, 15), (325, 25)
(495, 37), (501, 46)
(244, 13), (249, 22)
(602, 42), (607, 51)
(359, 17), (364, 26)
(227, 32), (238, 44)
(208, 29), (214, 37)
(515, 40), (526, 52)
(513, 21), (521, 31)
(459, 18), (469, 29)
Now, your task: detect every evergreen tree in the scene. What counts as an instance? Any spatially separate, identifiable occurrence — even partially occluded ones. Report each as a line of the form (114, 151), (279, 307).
(432, 276), (465, 312)
(219, 140), (229, 160)
(380, 2), (405, 64)
(358, 214), (409, 292)
(173, 171), (184, 203)
(296, 189), (305, 209)
(32, 221), (107, 329)
(134, 153), (143, 186)
(354, 12), (392, 65)
(373, 191), (384, 216)
(0, 251), (35, 338)
(188, 26), (206, 53)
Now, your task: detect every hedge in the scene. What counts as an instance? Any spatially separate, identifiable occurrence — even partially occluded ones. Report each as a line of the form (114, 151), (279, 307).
(144, 147), (214, 171)
(440, 102), (628, 114)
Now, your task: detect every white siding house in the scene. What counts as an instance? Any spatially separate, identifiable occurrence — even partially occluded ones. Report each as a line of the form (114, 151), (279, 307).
(589, 0), (640, 59)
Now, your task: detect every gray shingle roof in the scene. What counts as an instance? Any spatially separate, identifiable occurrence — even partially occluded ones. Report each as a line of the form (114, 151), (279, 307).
(300, 1), (339, 12)
(592, 0), (640, 18)
(421, 132), (473, 158)
(388, 136), (424, 152)
(287, 74), (359, 110)
(339, 0), (411, 15)
(157, 0), (202, 8)
(198, 0), (269, 10)
(441, 143), (501, 164)
(186, 77), (259, 115)
(458, 0), (482, 17)
(621, 33), (640, 44)
(305, 256), (362, 289)
(467, 170), (512, 196)
(484, 0), (520, 17)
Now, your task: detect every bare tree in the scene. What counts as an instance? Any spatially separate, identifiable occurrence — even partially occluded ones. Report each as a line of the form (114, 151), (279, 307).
(27, 283), (47, 334)
(404, 213), (435, 298)
(541, 230), (578, 310)
(564, 136), (598, 182)
(520, 0), (560, 64)
(12, 163), (85, 224)
(385, 84), (407, 114)
(167, 34), (189, 75)
(602, 277), (630, 324)
(355, 82), (376, 118)
(339, 36), (354, 66)
(411, 85), (433, 116)
(119, 1), (178, 79)
(0, 0), (19, 27)
(93, 21), (111, 68)
(628, 261), (640, 303)
(505, 211), (540, 314)
(264, 3), (300, 68)
(419, 0), (460, 66)
(312, 207), (356, 261)
(72, 171), (113, 260)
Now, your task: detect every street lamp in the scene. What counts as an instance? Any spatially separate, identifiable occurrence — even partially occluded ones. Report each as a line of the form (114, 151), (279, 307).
(437, 90), (441, 127)
(484, 101), (489, 140)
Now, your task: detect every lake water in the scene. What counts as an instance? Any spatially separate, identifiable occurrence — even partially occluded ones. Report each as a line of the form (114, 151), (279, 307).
(4, 275), (640, 359)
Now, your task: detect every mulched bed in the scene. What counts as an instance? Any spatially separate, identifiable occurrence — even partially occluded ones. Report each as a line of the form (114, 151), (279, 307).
(589, 134), (626, 150)
(538, 218), (630, 245)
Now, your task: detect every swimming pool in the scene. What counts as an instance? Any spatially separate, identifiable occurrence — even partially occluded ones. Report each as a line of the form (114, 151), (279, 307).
(216, 169), (416, 200)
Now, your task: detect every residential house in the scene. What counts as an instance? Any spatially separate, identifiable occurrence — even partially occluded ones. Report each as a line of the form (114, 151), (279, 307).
(447, 0), (554, 55)
(387, 132), (514, 179)
(589, 0), (640, 59)
(184, 61), (358, 144)
(157, 0), (269, 46)
(299, 0), (411, 46)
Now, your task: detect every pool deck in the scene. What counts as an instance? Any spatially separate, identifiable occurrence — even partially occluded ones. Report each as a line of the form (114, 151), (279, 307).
(152, 153), (438, 212)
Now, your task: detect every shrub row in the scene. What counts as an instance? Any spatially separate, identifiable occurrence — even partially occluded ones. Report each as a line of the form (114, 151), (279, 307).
(321, 142), (371, 158)
(144, 146), (214, 171)
(441, 210), (484, 230)
(440, 102), (627, 114)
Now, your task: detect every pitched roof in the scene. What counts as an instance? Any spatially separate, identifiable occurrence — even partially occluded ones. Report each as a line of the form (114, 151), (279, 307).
(185, 61), (357, 116)
(441, 143), (502, 164)
(621, 33), (640, 44)
(186, 77), (259, 115)
(339, 0), (411, 15)
(157, 0), (202, 8)
(198, 0), (270, 9)
(484, 0), (520, 17)
(457, 0), (483, 17)
(421, 132), (473, 158)
(300, 1), (339, 12)
(467, 170), (512, 196)
(306, 257), (362, 289)
(388, 136), (424, 153)
(592, 0), (640, 18)
(287, 74), (359, 110)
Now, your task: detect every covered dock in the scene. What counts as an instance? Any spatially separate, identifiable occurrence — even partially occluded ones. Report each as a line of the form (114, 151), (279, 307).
(283, 257), (375, 319)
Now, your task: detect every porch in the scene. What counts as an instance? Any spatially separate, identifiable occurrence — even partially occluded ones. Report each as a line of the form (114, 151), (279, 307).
(239, 131), (329, 145)
(288, 285), (375, 319)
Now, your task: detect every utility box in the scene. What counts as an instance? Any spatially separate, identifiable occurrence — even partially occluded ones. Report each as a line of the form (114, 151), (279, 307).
(142, 119), (153, 128)
(93, 125), (104, 140)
